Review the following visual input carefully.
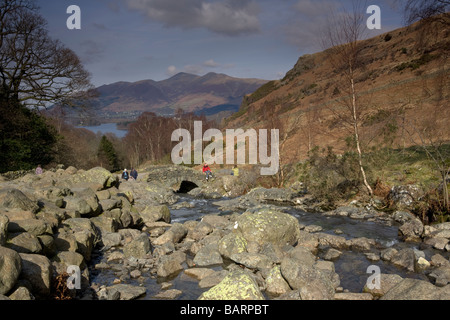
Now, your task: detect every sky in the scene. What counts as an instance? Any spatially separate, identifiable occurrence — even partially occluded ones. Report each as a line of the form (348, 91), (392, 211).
(36, 0), (405, 87)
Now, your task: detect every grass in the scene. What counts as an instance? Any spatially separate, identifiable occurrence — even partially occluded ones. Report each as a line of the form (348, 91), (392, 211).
(368, 144), (449, 190)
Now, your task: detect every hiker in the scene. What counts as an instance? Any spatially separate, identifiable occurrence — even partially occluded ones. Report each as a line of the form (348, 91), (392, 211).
(130, 168), (138, 181)
(203, 163), (213, 181)
(35, 165), (43, 175)
(122, 169), (129, 181)
(231, 165), (239, 177)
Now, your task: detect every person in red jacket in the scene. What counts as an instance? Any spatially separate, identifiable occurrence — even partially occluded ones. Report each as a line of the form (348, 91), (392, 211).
(203, 162), (213, 181)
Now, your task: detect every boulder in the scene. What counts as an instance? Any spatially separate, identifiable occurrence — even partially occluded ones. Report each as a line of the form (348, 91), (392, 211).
(187, 221), (213, 241)
(8, 286), (34, 300)
(229, 252), (273, 271)
(0, 189), (39, 213)
(0, 215), (8, 245)
(388, 185), (422, 210)
(184, 268), (216, 281)
(218, 232), (247, 260)
(398, 219), (424, 242)
(0, 247), (22, 295)
(53, 229), (79, 252)
(140, 205), (171, 225)
(315, 232), (348, 250)
(428, 265), (450, 287)
(390, 248), (416, 272)
(235, 208), (300, 247)
(64, 167), (118, 190)
(193, 243), (223, 267)
(280, 257), (335, 300)
(7, 232), (42, 254)
(7, 219), (48, 236)
(107, 284), (146, 300)
(287, 245), (316, 266)
(63, 218), (100, 261)
(265, 265), (291, 297)
(123, 233), (151, 259)
(153, 289), (182, 300)
(199, 269), (265, 300)
(198, 270), (228, 289)
(245, 187), (295, 203)
(392, 210), (415, 224)
(381, 278), (450, 300)
(90, 215), (119, 234)
(19, 253), (52, 298)
(157, 255), (184, 278)
(334, 292), (373, 300)
(152, 223), (187, 246)
(362, 273), (404, 298)
(348, 237), (376, 252)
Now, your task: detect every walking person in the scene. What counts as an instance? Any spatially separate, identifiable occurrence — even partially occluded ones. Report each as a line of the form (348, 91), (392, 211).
(130, 168), (138, 181)
(122, 169), (129, 181)
(35, 165), (43, 175)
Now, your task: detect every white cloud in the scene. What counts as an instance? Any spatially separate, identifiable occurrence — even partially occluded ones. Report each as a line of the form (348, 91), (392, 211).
(166, 65), (178, 76)
(125, 0), (261, 36)
(203, 59), (219, 68)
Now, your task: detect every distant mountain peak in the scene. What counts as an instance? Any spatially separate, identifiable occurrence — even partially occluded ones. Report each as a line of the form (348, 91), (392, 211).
(76, 72), (269, 123)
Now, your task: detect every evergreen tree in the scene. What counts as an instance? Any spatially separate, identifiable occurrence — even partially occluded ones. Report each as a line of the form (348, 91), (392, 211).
(97, 135), (120, 172)
(0, 95), (57, 173)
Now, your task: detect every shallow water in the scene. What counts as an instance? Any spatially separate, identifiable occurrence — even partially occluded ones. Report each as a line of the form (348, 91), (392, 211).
(90, 195), (447, 299)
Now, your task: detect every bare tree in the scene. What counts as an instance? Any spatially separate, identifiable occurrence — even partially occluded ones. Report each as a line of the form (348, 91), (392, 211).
(322, 1), (374, 198)
(0, 0), (92, 107)
(398, 0), (450, 25)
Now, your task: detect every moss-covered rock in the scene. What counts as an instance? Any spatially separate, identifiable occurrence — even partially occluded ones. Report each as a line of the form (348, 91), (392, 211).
(235, 208), (300, 246)
(199, 269), (265, 300)
(218, 232), (247, 259)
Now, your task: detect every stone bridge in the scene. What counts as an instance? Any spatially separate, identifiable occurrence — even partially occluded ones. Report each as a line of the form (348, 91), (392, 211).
(145, 165), (205, 193)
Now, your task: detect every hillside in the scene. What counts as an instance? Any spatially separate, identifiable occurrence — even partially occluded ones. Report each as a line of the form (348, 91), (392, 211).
(225, 17), (450, 164)
(69, 72), (268, 124)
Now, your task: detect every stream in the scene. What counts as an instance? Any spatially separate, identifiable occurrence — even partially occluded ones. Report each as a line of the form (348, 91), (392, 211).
(89, 194), (448, 300)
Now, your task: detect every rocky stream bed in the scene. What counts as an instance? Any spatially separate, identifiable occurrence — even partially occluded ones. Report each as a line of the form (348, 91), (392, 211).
(0, 165), (449, 300)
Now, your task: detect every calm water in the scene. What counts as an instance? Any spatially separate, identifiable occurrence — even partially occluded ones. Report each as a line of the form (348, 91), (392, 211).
(77, 123), (128, 138)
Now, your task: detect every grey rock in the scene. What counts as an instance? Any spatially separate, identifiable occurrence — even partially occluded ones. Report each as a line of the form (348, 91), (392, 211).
(399, 219), (424, 241)
(107, 284), (146, 300)
(381, 278), (449, 300)
(193, 243), (223, 267)
(230, 252), (273, 271)
(0, 214), (9, 246)
(19, 253), (52, 298)
(123, 233), (151, 259)
(0, 246), (22, 295)
(235, 208), (300, 247)
(0, 189), (39, 213)
(7, 232), (42, 254)
(8, 286), (35, 300)
(218, 232), (247, 260)
(280, 257), (335, 300)
(152, 223), (187, 246)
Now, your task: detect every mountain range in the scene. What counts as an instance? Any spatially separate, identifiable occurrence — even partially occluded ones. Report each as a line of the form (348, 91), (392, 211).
(72, 72), (268, 124)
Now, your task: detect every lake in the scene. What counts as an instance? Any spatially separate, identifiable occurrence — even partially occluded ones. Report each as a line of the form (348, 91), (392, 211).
(77, 123), (128, 138)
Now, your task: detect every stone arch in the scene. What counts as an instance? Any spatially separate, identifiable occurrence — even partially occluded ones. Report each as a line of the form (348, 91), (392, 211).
(176, 180), (199, 194)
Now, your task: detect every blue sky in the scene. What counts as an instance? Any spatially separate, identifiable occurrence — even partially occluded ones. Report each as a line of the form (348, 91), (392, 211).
(36, 0), (405, 87)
